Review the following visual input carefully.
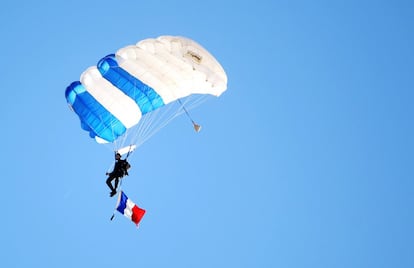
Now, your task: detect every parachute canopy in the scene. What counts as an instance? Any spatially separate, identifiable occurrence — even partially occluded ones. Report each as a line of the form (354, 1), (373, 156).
(65, 36), (227, 149)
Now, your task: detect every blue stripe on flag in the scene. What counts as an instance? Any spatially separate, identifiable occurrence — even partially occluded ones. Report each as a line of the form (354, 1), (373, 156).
(65, 81), (126, 142)
(116, 191), (128, 214)
(97, 54), (165, 115)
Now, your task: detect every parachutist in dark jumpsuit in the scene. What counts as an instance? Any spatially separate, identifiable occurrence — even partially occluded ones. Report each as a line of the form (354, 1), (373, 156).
(106, 153), (130, 197)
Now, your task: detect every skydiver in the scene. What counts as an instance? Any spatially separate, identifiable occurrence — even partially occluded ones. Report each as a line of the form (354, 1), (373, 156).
(106, 153), (131, 197)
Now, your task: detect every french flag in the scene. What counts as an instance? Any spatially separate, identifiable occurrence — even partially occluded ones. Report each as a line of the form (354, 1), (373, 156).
(115, 191), (146, 226)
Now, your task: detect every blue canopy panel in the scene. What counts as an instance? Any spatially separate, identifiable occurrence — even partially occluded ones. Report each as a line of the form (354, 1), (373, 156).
(65, 81), (126, 142)
(65, 55), (167, 143)
(97, 54), (164, 115)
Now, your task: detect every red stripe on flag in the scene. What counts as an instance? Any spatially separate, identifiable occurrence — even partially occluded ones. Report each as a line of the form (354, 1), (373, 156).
(131, 205), (146, 226)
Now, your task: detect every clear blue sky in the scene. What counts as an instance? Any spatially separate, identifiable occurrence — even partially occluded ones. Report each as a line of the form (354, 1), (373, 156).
(1, 0), (413, 267)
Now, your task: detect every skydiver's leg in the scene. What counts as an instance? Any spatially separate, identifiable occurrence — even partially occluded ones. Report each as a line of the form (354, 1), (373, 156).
(106, 175), (116, 192)
(114, 178), (120, 190)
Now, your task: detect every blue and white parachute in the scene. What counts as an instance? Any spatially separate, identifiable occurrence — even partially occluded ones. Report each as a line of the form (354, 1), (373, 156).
(65, 36), (227, 153)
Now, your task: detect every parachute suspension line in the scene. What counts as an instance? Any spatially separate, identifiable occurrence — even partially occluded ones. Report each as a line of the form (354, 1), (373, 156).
(124, 144), (133, 160)
(111, 94), (210, 151)
(128, 94), (209, 147)
(126, 99), (185, 148)
(111, 119), (118, 151)
(177, 98), (201, 132)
